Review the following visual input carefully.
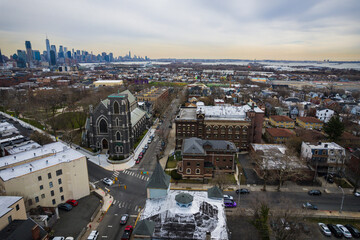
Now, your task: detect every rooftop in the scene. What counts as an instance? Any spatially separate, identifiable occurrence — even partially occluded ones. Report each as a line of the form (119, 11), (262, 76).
(270, 115), (294, 122)
(0, 196), (22, 218)
(303, 141), (344, 150)
(266, 128), (295, 138)
(297, 116), (323, 123)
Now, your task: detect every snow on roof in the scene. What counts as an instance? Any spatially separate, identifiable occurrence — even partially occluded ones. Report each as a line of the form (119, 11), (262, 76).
(303, 142), (344, 150)
(251, 144), (287, 154)
(141, 190), (228, 240)
(0, 142), (84, 181)
(0, 196), (22, 218)
(0, 135), (24, 144)
(0, 122), (19, 135)
(5, 141), (41, 155)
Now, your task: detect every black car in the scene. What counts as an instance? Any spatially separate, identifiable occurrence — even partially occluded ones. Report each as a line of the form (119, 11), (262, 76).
(327, 224), (343, 238)
(308, 190), (322, 196)
(58, 203), (72, 211)
(345, 224), (360, 238)
(236, 188), (250, 194)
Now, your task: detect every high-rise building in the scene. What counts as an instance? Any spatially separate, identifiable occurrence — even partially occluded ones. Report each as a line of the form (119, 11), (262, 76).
(46, 38), (51, 63)
(129, 51), (131, 59)
(66, 51), (71, 59)
(50, 50), (56, 66)
(33, 50), (41, 61)
(58, 45), (64, 58)
(16, 50), (27, 68)
(25, 41), (33, 67)
(0, 49), (3, 64)
(51, 45), (57, 57)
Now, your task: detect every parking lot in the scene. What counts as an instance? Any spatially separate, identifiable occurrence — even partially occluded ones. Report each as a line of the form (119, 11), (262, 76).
(52, 192), (101, 238)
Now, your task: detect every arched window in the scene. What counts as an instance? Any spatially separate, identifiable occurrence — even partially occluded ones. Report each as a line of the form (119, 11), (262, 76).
(113, 101), (120, 114)
(186, 168), (191, 174)
(115, 146), (120, 153)
(115, 118), (120, 126)
(195, 169), (200, 174)
(116, 132), (121, 141)
(99, 119), (108, 133)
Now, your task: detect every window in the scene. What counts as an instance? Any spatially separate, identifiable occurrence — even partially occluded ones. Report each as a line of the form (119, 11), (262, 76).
(216, 158), (219, 162)
(59, 187), (63, 193)
(52, 199), (56, 205)
(49, 182), (53, 188)
(113, 101), (120, 114)
(16, 204), (19, 211)
(8, 216), (12, 224)
(61, 195), (64, 201)
(35, 196), (39, 203)
(116, 132), (121, 141)
(187, 162), (190, 166)
(48, 173), (52, 179)
(38, 176), (42, 181)
(119, 146), (123, 153)
(56, 169), (62, 176)
(51, 190), (54, 196)
(196, 169), (200, 174)
(223, 159), (226, 162)
(196, 162), (200, 167)
(40, 185), (43, 190)
(28, 199), (33, 206)
(99, 119), (108, 133)
(41, 194), (45, 199)
(186, 168), (191, 174)
(58, 178), (62, 184)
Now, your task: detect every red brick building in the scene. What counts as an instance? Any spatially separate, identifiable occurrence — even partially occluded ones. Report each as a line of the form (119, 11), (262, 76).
(175, 102), (264, 151)
(177, 138), (236, 179)
(265, 128), (295, 144)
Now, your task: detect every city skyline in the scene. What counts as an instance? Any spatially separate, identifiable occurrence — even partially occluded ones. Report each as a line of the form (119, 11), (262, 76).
(1, 0), (360, 61)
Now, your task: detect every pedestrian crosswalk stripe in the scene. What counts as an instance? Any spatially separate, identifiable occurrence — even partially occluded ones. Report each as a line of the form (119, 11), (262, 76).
(119, 203), (121, 208)
(137, 208), (141, 212)
(113, 200), (117, 205)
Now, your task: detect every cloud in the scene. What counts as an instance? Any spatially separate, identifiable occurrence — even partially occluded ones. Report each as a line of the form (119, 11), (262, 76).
(0, 0), (359, 60)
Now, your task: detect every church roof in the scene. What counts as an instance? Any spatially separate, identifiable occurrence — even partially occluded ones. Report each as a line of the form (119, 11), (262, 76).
(131, 107), (147, 126)
(146, 162), (170, 189)
(120, 90), (136, 105)
(133, 219), (155, 237)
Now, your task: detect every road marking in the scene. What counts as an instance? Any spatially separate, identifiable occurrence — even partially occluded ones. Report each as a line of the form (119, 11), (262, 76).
(135, 205), (138, 210)
(93, 180), (100, 184)
(108, 225), (112, 228)
(140, 175), (144, 180)
(130, 215), (138, 218)
(119, 203), (122, 208)
(102, 236), (108, 238)
(115, 213), (118, 216)
(122, 202), (126, 207)
(113, 200), (117, 205)
(137, 208), (141, 212)
(136, 174), (140, 178)
(130, 172), (134, 176)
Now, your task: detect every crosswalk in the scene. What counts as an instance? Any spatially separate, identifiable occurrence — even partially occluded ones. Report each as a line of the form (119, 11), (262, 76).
(112, 199), (142, 212)
(112, 170), (150, 181)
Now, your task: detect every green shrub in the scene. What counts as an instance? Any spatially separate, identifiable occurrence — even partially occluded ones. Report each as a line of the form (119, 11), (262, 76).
(171, 169), (182, 180)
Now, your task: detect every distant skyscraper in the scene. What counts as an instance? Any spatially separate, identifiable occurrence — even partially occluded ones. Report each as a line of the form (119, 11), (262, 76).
(33, 50), (41, 61)
(66, 51), (71, 59)
(17, 50), (27, 68)
(51, 45), (57, 57)
(25, 41), (33, 67)
(50, 50), (56, 66)
(0, 49), (3, 64)
(129, 51), (131, 59)
(46, 37), (51, 63)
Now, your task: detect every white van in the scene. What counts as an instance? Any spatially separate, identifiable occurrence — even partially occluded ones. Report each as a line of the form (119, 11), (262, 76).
(87, 230), (99, 240)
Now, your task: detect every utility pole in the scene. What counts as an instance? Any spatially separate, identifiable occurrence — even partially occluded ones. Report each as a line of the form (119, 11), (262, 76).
(339, 186), (344, 213)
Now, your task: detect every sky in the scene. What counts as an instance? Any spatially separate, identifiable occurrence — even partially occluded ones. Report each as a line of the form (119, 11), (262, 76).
(0, 0), (360, 60)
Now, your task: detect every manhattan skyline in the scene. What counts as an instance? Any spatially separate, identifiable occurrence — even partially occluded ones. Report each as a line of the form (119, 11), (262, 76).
(0, 0), (360, 61)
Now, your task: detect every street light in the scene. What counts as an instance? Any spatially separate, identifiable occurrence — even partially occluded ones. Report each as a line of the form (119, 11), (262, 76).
(238, 172), (242, 207)
(339, 186), (345, 213)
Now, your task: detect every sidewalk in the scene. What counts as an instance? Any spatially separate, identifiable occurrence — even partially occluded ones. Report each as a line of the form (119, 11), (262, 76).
(80, 188), (114, 240)
(170, 181), (355, 195)
(159, 122), (176, 169)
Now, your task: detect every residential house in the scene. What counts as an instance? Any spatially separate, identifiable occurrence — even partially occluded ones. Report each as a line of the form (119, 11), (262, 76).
(296, 117), (323, 130)
(269, 115), (295, 128)
(301, 142), (345, 175)
(0, 196), (27, 231)
(316, 108), (334, 123)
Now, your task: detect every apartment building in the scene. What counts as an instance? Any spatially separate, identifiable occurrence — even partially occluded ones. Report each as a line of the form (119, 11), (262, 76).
(135, 87), (169, 104)
(175, 102), (264, 151)
(316, 108), (334, 123)
(296, 117), (323, 130)
(301, 142), (345, 174)
(265, 128), (295, 144)
(0, 142), (90, 210)
(269, 115), (295, 128)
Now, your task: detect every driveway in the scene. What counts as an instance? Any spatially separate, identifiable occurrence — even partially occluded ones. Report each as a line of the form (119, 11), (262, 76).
(238, 153), (264, 185)
(52, 192), (101, 238)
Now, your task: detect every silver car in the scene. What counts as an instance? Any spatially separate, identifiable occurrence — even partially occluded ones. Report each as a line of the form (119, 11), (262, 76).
(336, 224), (352, 238)
(318, 223), (331, 237)
(102, 178), (113, 186)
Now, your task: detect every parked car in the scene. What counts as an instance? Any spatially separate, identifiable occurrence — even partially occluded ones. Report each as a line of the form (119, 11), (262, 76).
(120, 214), (129, 225)
(355, 191), (360, 197)
(324, 174), (334, 184)
(318, 223), (332, 237)
(66, 199), (78, 207)
(53, 237), (65, 240)
(58, 203), (72, 211)
(102, 178), (113, 186)
(121, 225), (133, 240)
(87, 230), (99, 240)
(345, 224), (360, 238)
(347, 147), (355, 153)
(336, 224), (352, 238)
(144, 144), (149, 150)
(224, 199), (237, 208)
(308, 190), (322, 196)
(148, 139), (152, 144)
(223, 195), (233, 200)
(65, 237), (74, 240)
(141, 149), (146, 154)
(327, 224), (343, 238)
(236, 188), (250, 194)
(302, 202), (318, 210)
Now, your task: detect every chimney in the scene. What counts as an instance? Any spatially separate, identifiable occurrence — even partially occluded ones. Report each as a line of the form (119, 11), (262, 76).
(251, 103), (255, 110)
(31, 225), (40, 240)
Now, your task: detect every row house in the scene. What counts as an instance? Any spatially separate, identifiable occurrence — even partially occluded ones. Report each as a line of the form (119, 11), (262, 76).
(296, 117), (323, 130)
(269, 115), (295, 128)
(265, 128), (295, 144)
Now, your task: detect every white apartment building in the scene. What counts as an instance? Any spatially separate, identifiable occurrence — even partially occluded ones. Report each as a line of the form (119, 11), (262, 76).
(0, 142), (90, 209)
(316, 108), (334, 123)
(301, 141), (345, 174)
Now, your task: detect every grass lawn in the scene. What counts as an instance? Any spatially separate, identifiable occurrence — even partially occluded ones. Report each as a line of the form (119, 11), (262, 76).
(334, 178), (353, 188)
(51, 112), (87, 130)
(237, 163), (247, 183)
(19, 118), (45, 130)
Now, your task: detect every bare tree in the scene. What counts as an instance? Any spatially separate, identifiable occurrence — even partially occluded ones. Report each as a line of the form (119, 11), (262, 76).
(251, 150), (272, 191)
(211, 172), (233, 190)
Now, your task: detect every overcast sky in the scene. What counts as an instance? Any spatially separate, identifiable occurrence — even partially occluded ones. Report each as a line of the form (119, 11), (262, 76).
(0, 0), (359, 60)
